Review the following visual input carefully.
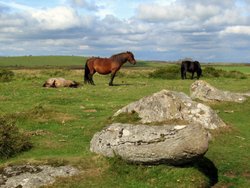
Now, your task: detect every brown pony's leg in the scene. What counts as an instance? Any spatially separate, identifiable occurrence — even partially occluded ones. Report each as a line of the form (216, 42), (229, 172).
(109, 71), (117, 86)
(87, 66), (96, 85)
(84, 59), (97, 85)
(89, 73), (95, 85)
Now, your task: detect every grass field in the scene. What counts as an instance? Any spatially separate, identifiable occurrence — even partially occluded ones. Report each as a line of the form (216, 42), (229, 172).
(210, 65), (250, 75)
(0, 57), (250, 187)
(0, 56), (87, 68)
(0, 56), (165, 69)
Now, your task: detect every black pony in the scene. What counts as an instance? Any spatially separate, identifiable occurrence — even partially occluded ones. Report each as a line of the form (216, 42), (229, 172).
(181, 60), (202, 79)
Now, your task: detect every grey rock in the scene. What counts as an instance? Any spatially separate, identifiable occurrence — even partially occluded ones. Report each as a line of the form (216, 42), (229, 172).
(190, 80), (246, 103)
(0, 165), (79, 188)
(114, 90), (226, 129)
(90, 123), (209, 165)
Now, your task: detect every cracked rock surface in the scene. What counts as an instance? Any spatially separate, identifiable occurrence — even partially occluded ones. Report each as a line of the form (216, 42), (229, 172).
(90, 123), (209, 165)
(114, 90), (226, 129)
(0, 165), (79, 188)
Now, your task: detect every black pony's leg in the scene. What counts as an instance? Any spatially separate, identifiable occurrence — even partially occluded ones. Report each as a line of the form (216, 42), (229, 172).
(181, 68), (185, 79)
(191, 72), (194, 79)
(109, 72), (116, 86)
(183, 70), (187, 79)
(197, 73), (200, 79)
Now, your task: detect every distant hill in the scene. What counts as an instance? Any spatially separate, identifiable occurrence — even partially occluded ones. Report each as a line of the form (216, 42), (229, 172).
(0, 56), (175, 69)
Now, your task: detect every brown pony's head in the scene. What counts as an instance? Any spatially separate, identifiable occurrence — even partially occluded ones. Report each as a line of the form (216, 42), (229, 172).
(110, 51), (136, 64)
(126, 51), (136, 65)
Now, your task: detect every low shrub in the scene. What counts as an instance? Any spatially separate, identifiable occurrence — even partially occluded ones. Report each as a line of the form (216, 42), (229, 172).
(203, 67), (247, 79)
(0, 69), (14, 82)
(223, 70), (247, 79)
(149, 66), (247, 80)
(0, 117), (32, 159)
(149, 65), (180, 79)
(203, 67), (221, 77)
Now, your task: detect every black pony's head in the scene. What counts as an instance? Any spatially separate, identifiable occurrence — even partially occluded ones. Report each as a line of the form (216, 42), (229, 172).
(195, 61), (202, 79)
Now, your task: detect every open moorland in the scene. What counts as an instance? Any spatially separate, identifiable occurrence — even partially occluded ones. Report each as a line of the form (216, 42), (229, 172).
(0, 56), (250, 187)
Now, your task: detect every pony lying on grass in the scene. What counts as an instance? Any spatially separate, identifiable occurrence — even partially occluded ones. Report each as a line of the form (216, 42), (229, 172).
(43, 78), (79, 88)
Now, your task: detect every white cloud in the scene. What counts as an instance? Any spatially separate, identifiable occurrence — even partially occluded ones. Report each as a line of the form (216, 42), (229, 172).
(221, 26), (250, 35)
(1, 0), (250, 62)
(70, 0), (99, 10)
(136, 3), (185, 22)
(30, 6), (81, 30)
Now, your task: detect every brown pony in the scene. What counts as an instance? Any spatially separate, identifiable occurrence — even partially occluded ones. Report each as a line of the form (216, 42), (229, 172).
(84, 51), (136, 86)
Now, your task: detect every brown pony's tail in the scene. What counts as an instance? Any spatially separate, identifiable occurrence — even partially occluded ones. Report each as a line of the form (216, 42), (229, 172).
(84, 60), (90, 84)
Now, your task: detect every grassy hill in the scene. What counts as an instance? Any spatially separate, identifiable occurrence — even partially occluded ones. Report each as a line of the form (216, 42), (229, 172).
(0, 61), (250, 187)
(1, 56), (250, 74)
(0, 56), (86, 68)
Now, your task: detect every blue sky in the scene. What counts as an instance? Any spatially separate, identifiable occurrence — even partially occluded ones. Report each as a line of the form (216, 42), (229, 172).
(1, 0), (250, 62)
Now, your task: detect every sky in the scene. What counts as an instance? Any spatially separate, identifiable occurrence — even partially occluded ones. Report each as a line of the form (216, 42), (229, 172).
(1, 0), (250, 62)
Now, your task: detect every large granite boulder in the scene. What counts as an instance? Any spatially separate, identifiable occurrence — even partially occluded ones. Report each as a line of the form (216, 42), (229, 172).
(114, 90), (226, 129)
(190, 80), (246, 103)
(90, 123), (209, 165)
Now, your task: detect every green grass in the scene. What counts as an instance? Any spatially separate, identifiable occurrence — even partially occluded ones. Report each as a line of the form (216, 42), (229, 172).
(0, 56), (167, 69)
(0, 56), (87, 68)
(211, 65), (250, 74)
(0, 60), (250, 187)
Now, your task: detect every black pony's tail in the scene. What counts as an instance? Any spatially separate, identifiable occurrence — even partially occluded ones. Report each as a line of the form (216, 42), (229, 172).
(84, 60), (90, 84)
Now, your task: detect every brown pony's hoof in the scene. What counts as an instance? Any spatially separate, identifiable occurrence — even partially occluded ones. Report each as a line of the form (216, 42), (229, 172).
(109, 83), (113, 86)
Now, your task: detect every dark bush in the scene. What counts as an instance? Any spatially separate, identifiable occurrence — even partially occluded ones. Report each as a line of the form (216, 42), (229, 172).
(223, 70), (247, 79)
(0, 117), (32, 159)
(203, 67), (247, 79)
(149, 65), (180, 79)
(203, 67), (221, 77)
(0, 69), (14, 82)
(148, 65), (247, 80)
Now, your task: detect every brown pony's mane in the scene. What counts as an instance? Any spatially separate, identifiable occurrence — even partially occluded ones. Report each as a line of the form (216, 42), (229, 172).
(110, 51), (133, 63)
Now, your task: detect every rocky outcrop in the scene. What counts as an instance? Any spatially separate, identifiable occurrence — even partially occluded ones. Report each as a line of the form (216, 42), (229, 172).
(43, 78), (79, 88)
(90, 123), (209, 165)
(190, 80), (246, 103)
(114, 90), (226, 129)
(0, 165), (79, 188)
